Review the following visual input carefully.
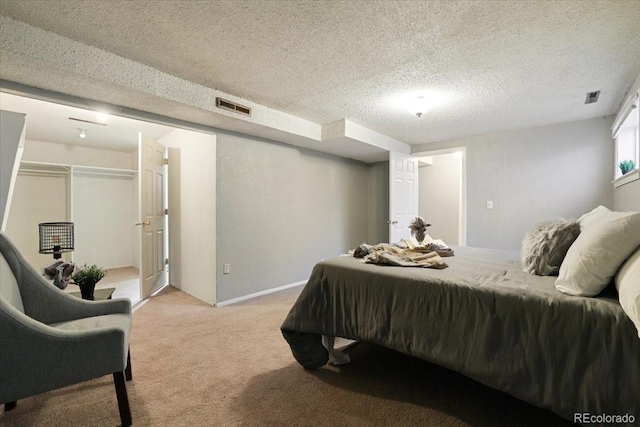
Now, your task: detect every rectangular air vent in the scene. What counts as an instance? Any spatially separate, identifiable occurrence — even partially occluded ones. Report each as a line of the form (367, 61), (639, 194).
(585, 90), (600, 104)
(68, 117), (108, 126)
(215, 97), (251, 116)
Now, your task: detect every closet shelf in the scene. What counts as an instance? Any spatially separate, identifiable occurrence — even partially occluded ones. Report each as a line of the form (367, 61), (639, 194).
(19, 161), (70, 174)
(19, 161), (137, 177)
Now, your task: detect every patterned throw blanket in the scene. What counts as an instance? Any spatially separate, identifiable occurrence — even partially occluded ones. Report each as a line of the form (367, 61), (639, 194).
(353, 243), (448, 269)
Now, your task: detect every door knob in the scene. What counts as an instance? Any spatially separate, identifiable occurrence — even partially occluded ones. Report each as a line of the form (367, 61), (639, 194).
(135, 221), (151, 226)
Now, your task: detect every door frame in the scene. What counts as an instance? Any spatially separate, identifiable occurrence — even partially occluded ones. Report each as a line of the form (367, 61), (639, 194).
(411, 147), (467, 246)
(1, 86), (219, 304)
(388, 151), (419, 243)
(137, 133), (168, 299)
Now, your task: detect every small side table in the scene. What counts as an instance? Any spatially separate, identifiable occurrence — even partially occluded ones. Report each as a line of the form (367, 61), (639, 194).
(69, 287), (116, 301)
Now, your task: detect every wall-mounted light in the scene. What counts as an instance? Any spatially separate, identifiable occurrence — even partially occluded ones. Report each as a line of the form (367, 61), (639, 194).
(79, 129), (87, 139)
(406, 97), (429, 117)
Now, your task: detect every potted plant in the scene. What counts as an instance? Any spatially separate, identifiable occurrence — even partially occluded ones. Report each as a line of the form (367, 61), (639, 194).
(72, 264), (106, 300)
(618, 159), (636, 175)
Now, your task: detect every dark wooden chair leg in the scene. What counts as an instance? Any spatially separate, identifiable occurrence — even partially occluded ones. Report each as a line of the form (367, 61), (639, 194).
(113, 372), (132, 427)
(125, 349), (132, 381)
(4, 401), (17, 411)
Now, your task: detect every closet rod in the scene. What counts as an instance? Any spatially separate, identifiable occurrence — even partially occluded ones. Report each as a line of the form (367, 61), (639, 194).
(73, 170), (136, 178)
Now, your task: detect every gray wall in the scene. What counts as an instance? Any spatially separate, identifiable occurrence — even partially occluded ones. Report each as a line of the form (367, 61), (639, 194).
(614, 180), (640, 211)
(419, 154), (461, 245)
(216, 133), (369, 302)
(367, 161), (389, 244)
(0, 110), (25, 229)
(413, 117), (615, 251)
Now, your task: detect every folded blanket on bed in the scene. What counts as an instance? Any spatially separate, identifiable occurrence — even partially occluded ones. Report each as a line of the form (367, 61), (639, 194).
(355, 243), (448, 269)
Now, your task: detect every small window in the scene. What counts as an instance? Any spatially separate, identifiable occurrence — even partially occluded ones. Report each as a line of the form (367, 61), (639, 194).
(613, 93), (639, 180)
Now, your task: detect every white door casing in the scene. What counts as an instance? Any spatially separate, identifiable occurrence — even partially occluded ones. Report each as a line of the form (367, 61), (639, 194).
(389, 151), (418, 243)
(138, 133), (167, 299)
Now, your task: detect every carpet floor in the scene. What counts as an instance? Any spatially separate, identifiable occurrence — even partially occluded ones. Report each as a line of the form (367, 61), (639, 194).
(0, 286), (573, 426)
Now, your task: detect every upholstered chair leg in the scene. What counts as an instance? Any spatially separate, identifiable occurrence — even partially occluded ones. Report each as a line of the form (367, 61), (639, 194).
(5, 401), (17, 411)
(125, 349), (132, 381)
(113, 372), (132, 427)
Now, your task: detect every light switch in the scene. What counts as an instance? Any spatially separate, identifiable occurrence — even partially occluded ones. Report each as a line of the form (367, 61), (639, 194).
(486, 201), (493, 210)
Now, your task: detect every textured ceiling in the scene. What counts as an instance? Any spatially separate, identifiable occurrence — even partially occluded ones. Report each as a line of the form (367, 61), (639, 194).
(1, 0), (639, 145)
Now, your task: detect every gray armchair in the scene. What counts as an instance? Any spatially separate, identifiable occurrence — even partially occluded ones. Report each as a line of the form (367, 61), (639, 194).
(0, 232), (133, 426)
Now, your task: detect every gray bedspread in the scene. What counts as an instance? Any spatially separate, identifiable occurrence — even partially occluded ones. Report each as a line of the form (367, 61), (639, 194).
(281, 246), (640, 422)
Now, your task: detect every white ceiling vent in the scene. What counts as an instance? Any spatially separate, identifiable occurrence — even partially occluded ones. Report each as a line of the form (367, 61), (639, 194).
(215, 97), (251, 116)
(585, 91), (600, 104)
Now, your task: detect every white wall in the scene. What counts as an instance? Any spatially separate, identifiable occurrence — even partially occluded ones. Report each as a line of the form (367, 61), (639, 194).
(413, 117), (614, 251)
(419, 154), (461, 245)
(160, 129), (217, 305)
(614, 180), (640, 211)
(22, 140), (134, 169)
(5, 174), (70, 268)
(0, 110), (26, 231)
(613, 72), (640, 212)
(73, 174), (134, 269)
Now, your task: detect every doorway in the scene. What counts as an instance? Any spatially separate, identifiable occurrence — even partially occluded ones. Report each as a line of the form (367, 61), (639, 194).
(416, 148), (466, 246)
(0, 92), (175, 305)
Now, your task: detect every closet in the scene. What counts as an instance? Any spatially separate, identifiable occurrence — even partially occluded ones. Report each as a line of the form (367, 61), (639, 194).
(7, 158), (139, 272)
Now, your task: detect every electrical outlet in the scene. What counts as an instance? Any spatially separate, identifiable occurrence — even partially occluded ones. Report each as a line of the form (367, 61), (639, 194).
(223, 264), (230, 275)
(486, 201), (493, 210)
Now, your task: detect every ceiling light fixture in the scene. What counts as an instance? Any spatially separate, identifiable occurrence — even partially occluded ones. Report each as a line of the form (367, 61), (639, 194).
(96, 112), (109, 123)
(79, 129), (87, 139)
(407, 96), (429, 117)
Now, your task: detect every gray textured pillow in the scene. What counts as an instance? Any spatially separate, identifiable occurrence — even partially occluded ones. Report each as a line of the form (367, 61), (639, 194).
(521, 219), (581, 276)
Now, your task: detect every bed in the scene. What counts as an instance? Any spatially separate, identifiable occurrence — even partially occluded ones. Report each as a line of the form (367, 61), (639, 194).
(281, 245), (640, 423)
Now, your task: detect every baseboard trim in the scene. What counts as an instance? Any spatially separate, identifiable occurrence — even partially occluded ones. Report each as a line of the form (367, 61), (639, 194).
(216, 280), (307, 307)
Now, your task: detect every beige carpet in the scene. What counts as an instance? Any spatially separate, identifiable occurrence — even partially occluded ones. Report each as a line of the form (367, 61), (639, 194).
(0, 286), (572, 427)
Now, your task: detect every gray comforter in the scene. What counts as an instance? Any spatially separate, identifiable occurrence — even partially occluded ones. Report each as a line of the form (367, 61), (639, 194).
(281, 246), (640, 422)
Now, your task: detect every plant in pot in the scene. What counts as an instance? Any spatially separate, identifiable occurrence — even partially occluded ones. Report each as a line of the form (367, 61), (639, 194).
(72, 264), (106, 300)
(618, 159), (636, 175)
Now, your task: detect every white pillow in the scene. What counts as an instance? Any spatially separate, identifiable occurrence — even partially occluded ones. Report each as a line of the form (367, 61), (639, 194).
(578, 205), (611, 228)
(616, 246), (640, 338)
(556, 211), (640, 296)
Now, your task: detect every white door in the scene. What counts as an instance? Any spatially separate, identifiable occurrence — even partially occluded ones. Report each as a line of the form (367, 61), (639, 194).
(138, 133), (167, 299)
(389, 151), (418, 243)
